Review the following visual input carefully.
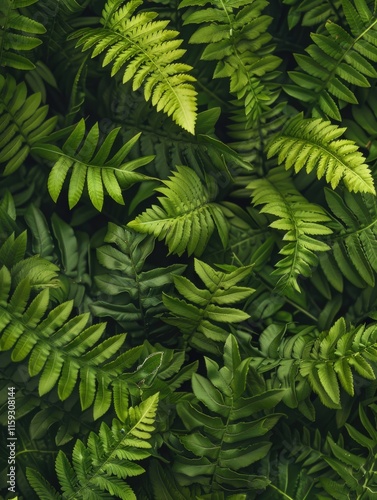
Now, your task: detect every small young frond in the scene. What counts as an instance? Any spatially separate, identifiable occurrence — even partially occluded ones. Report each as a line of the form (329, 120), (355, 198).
(27, 394), (159, 500)
(248, 167), (332, 293)
(0, 74), (57, 176)
(32, 119), (154, 211)
(128, 165), (229, 256)
(268, 115), (375, 194)
(0, 0), (46, 70)
(69, 0), (197, 133)
(163, 259), (254, 353)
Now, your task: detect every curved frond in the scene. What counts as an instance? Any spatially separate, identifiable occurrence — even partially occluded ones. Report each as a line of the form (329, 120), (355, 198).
(32, 119), (153, 211)
(248, 167), (332, 293)
(0, 74), (57, 176)
(128, 165), (229, 256)
(268, 115), (375, 194)
(0, 0), (46, 70)
(163, 259), (254, 353)
(69, 0), (197, 133)
(27, 393), (159, 500)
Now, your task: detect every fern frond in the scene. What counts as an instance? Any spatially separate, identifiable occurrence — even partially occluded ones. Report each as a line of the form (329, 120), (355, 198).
(27, 393), (159, 500)
(0, 0), (46, 70)
(0, 265), (155, 419)
(0, 74), (57, 176)
(285, 0), (377, 120)
(163, 259), (254, 353)
(68, 0), (197, 133)
(268, 115), (375, 194)
(253, 318), (377, 409)
(91, 223), (185, 338)
(248, 167), (332, 293)
(128, 165), (229, 256)
(180, 0), (281, 125)
(173, 335), (284, 493)
(32, 119), (154, 211)
(283, 0), (342, 29)
(320, 188), (377, 288)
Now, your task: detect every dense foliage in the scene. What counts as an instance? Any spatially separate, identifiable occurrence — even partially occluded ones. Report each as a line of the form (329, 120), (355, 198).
(2, 0), (377, 498)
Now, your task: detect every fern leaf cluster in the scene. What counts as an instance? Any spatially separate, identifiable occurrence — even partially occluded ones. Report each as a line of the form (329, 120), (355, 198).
(248, 167), (332, 292)
(0, 74), (57, 176)
(69, 0), (198, 133)
(267, 115), (376, 194)
(0, 0), (46, 70)
(285, 0), (377, 120)
(33, 119), (153, 211)
(321, 189), (377, 289)
(27, 393), (159, 500)
(163, 259), (254, 353)
(172, 335), (285, 493)
(180, 0), (281, 125)
(91, 223), (185, 337)
(128, 165), (229, 256)
(0, 265), (146, 420)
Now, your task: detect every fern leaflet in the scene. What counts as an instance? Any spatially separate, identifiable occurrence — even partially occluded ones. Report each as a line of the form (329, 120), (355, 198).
(27, 393), (159, 500)
(32, 119), (154, 211)
(0, 74), (57, 176)
(68, 0), (198, 134)
(128, 165), (229, 256)
(0, 0), (46, 70)
(163, 258), (254, 353)
(268, 115), (376, 194)
(248, 167), (332, 293)
(180, 0), (281, 125)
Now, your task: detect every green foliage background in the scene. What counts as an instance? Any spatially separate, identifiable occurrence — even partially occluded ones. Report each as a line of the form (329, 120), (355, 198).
(1, 0), (377, 498)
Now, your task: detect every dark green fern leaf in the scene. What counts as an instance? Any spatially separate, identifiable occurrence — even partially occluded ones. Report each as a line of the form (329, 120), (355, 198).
(268, 115), (375, 194)
(0, 74), (57, 176)
(321, 188), (377, 288)
(0, 0), (46, 70)
(163, 258), (254, 353)
(173, 334), (285, 493)
(91, 223), (185, 339)
(285, 0), (377, 120)
(128, 165), (229, 256)
(248, 167), (332, 293)
(68, 0), (198, 134)
(27, 393), (159, 500)
(33, 119), (154, 211)
(180, 0), (281, 126)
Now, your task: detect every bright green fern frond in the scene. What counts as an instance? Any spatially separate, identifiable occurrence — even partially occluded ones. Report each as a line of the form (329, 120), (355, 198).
(163, 259), (254, 353)
(268, 115), (375, 194)
(180, 0), (281, 125)
(0, 74), (57, 176)
(32, 119), (154, 211)
(285, 0), (377, 120)
(68, 0), (197, 134)
(173, 334), (284, 493)
(128, 165), (229, 256)
(27, 393), (159, 500)
(0, 0), (46, 70)
(248, 167), (332, 293)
